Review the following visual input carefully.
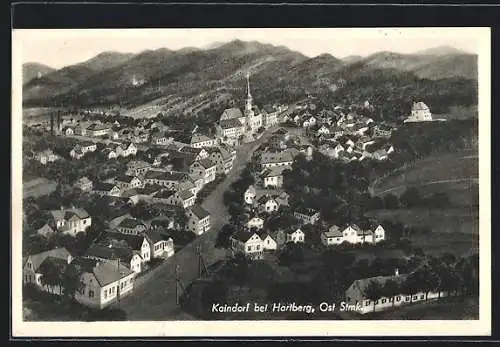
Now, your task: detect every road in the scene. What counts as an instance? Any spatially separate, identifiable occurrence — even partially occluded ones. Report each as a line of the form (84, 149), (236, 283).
(118, 129), (276, 320)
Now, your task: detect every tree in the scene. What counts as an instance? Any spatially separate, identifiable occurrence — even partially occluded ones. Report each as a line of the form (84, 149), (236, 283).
(215, 224), (235, 249)
(400, 187), (421, 208)
(38, 258), (65, 294)
(228, 253), (249, 294)
(401, 272), (421, 303)
(61, 262), (84, 299)
(383, 194), (400, 209)
(279, 243), (305, 266)
(173, 208), (189, 230)
(383, 279), (400, 307)
(363, 280), (383, 312)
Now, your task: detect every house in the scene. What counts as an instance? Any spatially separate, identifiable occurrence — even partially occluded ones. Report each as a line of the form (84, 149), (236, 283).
(341, 224), (374, 244)
(302, 116), (317, 128)
(98, 231), (151, 264)
(149, 132), (168, 145)
(317, 125), (330, 135)
(114, 175), (143, 190)
(220, 107), (246, 125)
(230, 231), (264, 260)
(260, 150), (293, 168)
(115, 142), (138, 157)
(179, 147), (210, 161)
(205, 146), (234, 174)
(258, 230), (278, 251)
(72, 257), (135, 309)
(37, 223), (56, 237)
(404, 101), (433, 123)
(246, 216), (264, 230)
(371, 224), (386, 243)
(70, 142), (97, 159)
(344, 269), (447, 314)
(93, 182), (121, 197)
(35, 149), (60, 165)
(143, 170), (191, 190)
(321, 225), (344, 246)
(102, 148), (118, 159)
(190, 133), (217, 148)
(23, 247), (73, 294)
(177, 189), (196, 209)
(373, 124), (393, 138)
(285, 227), (305, 243)
(187, 205), (211, 236)
(189, 158), (217, 185)
(261, 165), (290, 188)
(216, 118), (244, 145)
(123, 185), (163, 205)
(150, 190), (177, 205)
(256, 195), (280, 214)
(294, 208), (321, 225)
(143, 229), (175, 259)
(262, 106), (279, 128)
(353, 123), (369, 136)
(63, 127), (75, 136)
(86, 123), (111, 137)
(126, 160), (151, 177)
(85, 243), (143, 274)
(49, 207), (92, 236)
(244, 185), (257, 205)
(116, 218), (148, 236)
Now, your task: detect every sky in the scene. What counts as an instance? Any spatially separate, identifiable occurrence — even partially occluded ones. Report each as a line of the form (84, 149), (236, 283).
(14, 28), (485, 69)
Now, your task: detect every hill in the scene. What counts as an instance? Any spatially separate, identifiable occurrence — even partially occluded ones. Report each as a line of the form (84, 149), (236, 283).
(23, 63), (55, 85)
(22, 42), (478, 123)
(359, 50), (477, 80)
(77, 51), (136, 72)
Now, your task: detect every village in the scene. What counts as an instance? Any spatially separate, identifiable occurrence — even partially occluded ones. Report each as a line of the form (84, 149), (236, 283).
(22, 70), (469, 320)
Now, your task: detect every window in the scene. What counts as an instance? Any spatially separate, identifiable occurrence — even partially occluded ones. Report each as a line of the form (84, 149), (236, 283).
(413, 295), (418, 300)
(247, 246), (252, 251)
(365, 300), (370, 306)
(406, 296), (411, 301)
(420, 294), (425, 300)
(375, 300), (379, 304)
(104, 290), (107, 299)
(396, 296), (401, 302)
(89, 290), (94, 298)
(256, 245), (260, 250)
(382, 299), (387, 304)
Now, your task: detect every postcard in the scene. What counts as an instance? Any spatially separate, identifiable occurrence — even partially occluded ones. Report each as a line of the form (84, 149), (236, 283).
(12, 27), (491, 337)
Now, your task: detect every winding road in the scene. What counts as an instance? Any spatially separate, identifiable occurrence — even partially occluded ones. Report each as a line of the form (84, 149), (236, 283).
(117, 130), (275, 320)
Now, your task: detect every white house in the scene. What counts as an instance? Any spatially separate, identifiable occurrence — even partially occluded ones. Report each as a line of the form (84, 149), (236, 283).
(143, 229), (175, 259)
(260, 150), (293, 168)
(85, 244), (143, 274)
(230, 231), (264, 260)
(344, 270), (448, 315)
(341, 224), (374, 244)
(23, 247), (73, 294)
(259, 231), (278, 250)
(73, 257), (135, 309)
(404, 101), (433, 123)
(49, 207), (92, 236)
(191, 133), (217, 148)
(190, 159), (217, 185)
(187, 205), (211, 236)
(257, 196), (280, 214)
(261, 165), (290, 188)
(35, 149), (60, 165)
(317, 125), (330, 135)
(246, 216), (264, 230)
(244, 185), (257, 205)
(285, 228), (305, 243)
(321, 225), (344, 246)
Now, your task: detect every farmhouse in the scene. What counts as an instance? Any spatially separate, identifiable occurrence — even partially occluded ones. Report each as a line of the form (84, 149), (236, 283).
(344, 269), (448, 315)
(261, 165), (291, 188)
(93, 182), (121, 197)
(244, 185), (257, 205)
(35, 149), (60, 165)
(260, 150), (293, 168)
(190, 133), (217, 148)
(246, 216), (265, 230)
(86, 123), (111, 137)
(98, 231), (151, 264)
(230, 231), (264, 260)
(116, 218), (148, 236)
(285, 227), (305, 243)
(190, 158), (217, 185)
(404, 101), (433, 123)
(85, 244), (143, 274)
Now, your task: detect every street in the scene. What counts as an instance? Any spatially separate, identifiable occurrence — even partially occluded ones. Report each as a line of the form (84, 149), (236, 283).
(118, 129), (275, 320)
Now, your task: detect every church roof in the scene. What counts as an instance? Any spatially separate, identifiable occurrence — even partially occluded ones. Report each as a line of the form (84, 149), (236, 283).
(220, 108), (244, 121)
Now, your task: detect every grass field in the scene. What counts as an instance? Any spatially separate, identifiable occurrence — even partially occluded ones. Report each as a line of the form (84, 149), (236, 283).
(371, 153), (478, 198)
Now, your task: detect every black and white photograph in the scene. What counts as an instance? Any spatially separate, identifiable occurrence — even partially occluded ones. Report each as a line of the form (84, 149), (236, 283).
(11, 27), (491, 336)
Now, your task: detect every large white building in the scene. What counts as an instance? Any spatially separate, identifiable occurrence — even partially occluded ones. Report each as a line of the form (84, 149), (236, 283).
(404, 102), (433, 123)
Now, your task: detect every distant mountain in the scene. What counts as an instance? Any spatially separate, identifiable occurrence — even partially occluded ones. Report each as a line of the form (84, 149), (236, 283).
(359, 49), (477, 80)
(77, 51), (136, 72)
(341, 55), (363, 64)
(413, 46), (470, 56)
(22, 63), (55, 84)
(22, 41), (478, 121)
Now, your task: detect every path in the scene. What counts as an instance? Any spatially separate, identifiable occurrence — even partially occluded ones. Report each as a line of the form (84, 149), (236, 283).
(376, 177), (479, 196)
(117, 129), (276, 320)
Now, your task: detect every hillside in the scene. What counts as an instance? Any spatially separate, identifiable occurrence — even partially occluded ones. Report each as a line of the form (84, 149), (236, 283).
(22, 41), (478, 123)
(23, 63), (55, 85)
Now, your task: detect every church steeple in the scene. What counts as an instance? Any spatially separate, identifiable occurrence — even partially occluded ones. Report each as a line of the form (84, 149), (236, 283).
(245, 71), (253, 113)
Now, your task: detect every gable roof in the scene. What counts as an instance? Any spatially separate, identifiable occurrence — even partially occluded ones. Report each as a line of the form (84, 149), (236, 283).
(178, 189), (195, 201)
(118, 218), (146, 229)
(100, 231), (146, 250)
(189, 205), (210, 220)
(50, 207), (90, 221)
(25, 247), (72, 271)
(196, 158), (216, 169)
(143, 229), (171, 244)
(260, 150), (293, 165)
(71, 257), (133, 287)
(262, 165), (291, 178)
(348, 274), (408, 296)
(231, 230), (259, 243)
(85, 244), (136, 263)
(295, 208), (319, 217)
(219, 118), (243, 130)
(191, 133), (213, 144)
(324, 225), (342, 237)
(221, 107), (244, 120)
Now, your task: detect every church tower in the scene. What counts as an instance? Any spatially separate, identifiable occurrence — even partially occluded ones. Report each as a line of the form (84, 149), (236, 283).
(245, 71), (253, 115)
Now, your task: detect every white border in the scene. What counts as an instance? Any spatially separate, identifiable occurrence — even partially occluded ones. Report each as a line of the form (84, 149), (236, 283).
(11, 27), (491, 337)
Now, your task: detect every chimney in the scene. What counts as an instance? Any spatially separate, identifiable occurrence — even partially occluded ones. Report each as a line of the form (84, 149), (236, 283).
(395, 268), (399, 277)
(67, 255), (73, 264)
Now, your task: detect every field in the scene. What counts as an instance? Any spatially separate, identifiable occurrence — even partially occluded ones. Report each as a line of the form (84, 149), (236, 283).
(23, 177), (57, 199)
(371, 152), (479, 198)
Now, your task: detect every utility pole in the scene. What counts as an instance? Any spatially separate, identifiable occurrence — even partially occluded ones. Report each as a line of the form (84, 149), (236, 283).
(175, 264), (184, 306)
(196, 245), (209, 278)
(116, 258), (121, 307)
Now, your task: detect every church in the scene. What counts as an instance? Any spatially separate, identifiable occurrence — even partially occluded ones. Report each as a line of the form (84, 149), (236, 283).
(216, 72), (262, 145)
